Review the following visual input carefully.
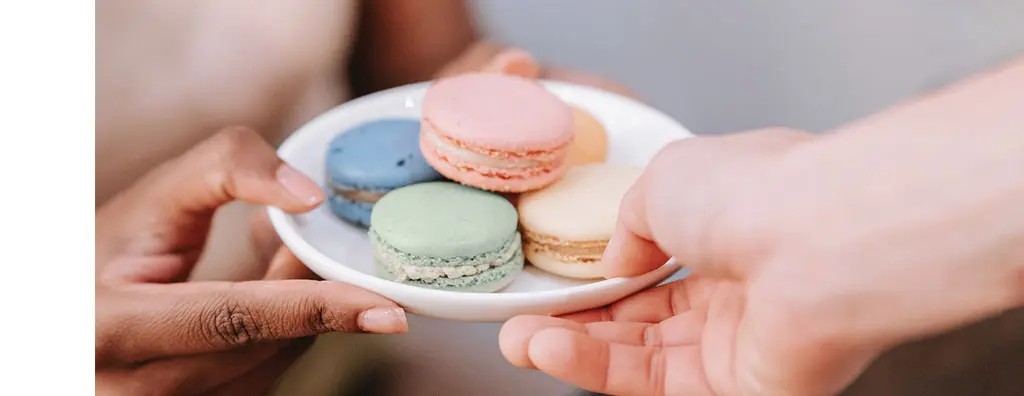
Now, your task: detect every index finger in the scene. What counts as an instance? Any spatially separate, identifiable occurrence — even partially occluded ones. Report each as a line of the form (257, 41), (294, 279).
(601, 172), (670, 278)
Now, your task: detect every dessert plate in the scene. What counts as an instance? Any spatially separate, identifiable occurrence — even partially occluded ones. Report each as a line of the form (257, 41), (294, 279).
(269, 81), (692, 322)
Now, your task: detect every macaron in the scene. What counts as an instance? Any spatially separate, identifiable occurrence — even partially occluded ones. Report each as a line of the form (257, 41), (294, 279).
(517, 164), (641, 279)
(566, 106), (609, 165)
(369, 182), (524, 292)
(325, 119), (444, 227)
(420, 73), (574, 193)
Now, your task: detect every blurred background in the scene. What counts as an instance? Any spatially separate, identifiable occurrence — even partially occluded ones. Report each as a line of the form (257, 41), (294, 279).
(479, 0), (1024, 134)
(98, 1), (1024, 395)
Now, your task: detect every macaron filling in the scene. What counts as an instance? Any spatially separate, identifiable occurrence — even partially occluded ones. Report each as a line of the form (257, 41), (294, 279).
(522, 228), (607, 264)
(331, 186), (386, 203)
(424, 131), (542, 170)
(420, 120), (566, 180)
(371, 230), (523, 282)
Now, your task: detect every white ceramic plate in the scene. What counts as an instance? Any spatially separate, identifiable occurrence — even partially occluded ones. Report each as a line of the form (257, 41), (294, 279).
(269, 81), (692, 322)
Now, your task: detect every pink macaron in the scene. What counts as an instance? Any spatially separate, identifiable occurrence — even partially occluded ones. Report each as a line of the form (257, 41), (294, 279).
(420, 73), (574, 192)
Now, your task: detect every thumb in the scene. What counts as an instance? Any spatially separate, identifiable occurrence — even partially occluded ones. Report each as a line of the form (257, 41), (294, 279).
(129, 126), (323, 216)
(98, 127), (324, 280)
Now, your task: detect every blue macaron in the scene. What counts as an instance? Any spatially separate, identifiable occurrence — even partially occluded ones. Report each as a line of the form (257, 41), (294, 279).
(325, 118), (444, 227)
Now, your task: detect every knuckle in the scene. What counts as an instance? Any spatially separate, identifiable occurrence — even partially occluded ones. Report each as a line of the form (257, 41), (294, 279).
(207, 126), (258, 161)
(200, 127), (275, 197)
(648, 139), (700, 179)
(299, 295), (334, 334)
(215, 126), (261, 146)
(299, 285), (360, 333)
(200, 295), (266, 347)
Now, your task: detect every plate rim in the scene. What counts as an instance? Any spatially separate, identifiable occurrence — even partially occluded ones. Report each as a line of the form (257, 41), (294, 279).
(269, 80), (692, 306)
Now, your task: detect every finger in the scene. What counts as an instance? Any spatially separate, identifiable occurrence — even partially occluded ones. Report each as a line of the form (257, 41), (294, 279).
(264, 247), (318, 280)
(100, 255), (198, 285)
(527, 328), (714, 396)
(481, 48), (541, 78)
(208, 337), (315, 396)
(145, 126), (324, 214)
(501, 315), (586, 368)
(133, 340), (288, 395)
(602, 173), (669, 278)
(250, 208), (283, 267)
(603, 130), (815, 280)
(583, 313), (705, 347)
(99, 127), (324, 281)
(561, 279), (694, 324)
(102, 280), (406, 363)
(500, 312), (705, 369)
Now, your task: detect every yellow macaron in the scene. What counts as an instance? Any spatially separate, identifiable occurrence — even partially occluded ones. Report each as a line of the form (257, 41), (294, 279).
(566, 106), (609, 165)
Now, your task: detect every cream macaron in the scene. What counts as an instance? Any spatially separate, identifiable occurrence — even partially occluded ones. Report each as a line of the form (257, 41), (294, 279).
(516, 164), (641, 279)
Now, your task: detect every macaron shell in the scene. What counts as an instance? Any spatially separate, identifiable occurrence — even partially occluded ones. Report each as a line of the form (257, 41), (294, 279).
(518, 164), (642, 241)
(567, 106), (609, 165)
(422, 73), (573, 152)
(327, 194), (373, 227)
(370, 182), (519, 258)
(326, 119), (443, 190)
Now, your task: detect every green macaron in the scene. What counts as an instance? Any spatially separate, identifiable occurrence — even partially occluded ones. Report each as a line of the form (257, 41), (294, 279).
(369, 182), (524, 292)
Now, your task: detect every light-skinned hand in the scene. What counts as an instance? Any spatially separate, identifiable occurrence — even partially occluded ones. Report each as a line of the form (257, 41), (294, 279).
(500, 125), (1023, 395)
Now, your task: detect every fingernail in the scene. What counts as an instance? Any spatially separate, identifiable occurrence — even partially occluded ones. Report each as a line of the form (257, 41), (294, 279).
(277, 164), (324, 205)
(358, 307), (408, 334)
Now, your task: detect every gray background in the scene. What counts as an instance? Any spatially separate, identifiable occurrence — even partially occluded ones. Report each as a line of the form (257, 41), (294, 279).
(478, 0), (1024, 134)
(389, 1), (1024, 395)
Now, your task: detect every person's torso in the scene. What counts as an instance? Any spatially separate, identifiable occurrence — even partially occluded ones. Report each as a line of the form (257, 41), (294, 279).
(96, 0), (357, 204)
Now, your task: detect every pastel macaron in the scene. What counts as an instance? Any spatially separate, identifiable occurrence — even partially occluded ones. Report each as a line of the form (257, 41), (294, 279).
(517, 164), (641, 279)
(369, 182), (524, 292)
(325, 119), (444, 227)
(420, 73), (574, 193)
(566, 106), (609, 165)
